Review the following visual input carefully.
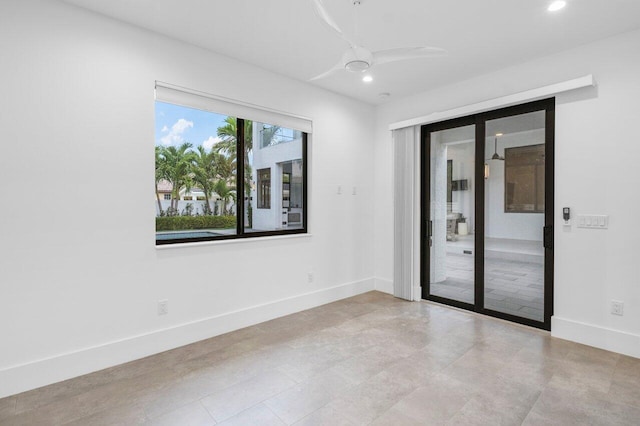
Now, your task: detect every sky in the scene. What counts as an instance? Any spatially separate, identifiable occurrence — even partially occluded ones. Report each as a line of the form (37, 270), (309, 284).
(155, 101), (228, 151)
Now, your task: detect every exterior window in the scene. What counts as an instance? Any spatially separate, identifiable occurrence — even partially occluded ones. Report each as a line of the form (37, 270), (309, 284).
(257, 168), (271, 209)
(154, 98), (307, 245)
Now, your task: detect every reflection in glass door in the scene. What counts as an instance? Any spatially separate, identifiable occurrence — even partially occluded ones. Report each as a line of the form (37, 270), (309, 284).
(483, 111), (547, 322)
(426, 124), (476, 306)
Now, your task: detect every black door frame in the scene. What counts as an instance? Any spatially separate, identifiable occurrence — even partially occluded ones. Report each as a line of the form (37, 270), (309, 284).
(420, 98), (555, 330)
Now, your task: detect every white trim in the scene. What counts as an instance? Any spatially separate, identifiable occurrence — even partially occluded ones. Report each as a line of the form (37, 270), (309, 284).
(156, 232), (312, 250)
(156, 81), (313, 133)
(389, 75), (595, 131)
(375, 277), (394, 295)
(551, 316), (640, 359)
(0, 278), (374, 398)
(413, 285), (422, 302)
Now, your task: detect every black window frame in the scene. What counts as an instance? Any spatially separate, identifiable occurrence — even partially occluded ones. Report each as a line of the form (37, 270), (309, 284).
(257, 168), (272, 209)
(156, 114), (308, 246)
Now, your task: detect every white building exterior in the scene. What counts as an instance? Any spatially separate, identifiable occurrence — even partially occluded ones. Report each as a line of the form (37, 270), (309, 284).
(249, 123), (304, 231)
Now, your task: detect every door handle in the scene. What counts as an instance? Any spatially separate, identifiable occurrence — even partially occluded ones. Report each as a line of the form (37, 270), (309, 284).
(543, 225), (553, 249)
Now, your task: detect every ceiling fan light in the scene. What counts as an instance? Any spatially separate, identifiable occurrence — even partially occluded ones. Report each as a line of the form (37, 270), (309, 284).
(345, 60), (370, 72)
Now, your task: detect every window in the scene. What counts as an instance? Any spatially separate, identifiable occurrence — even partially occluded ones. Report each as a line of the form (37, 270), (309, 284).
(246, 122), (305, 233)
(154, 83), (309, 245)
(257, 168), (271, 209)
(504, 144), (545, 213)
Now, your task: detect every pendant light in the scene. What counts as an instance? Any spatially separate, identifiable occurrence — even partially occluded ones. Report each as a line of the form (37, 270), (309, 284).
(485, 133), (504, 179)
(491, 133), (504, 161)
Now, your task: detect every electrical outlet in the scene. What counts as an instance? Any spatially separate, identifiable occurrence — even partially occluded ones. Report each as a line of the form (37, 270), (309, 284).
(611, 300), (624, 316)
(158, 299), (168, 316)
(308, 272), (314, 283)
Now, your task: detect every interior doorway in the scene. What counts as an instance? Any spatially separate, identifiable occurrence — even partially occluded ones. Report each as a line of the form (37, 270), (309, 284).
(420, 99), (554, 330)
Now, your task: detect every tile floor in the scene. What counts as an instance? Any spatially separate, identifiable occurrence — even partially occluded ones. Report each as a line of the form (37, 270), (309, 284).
(432, 236), (545, 321)
(431, 253), (544, 321)
(1, 291), (639, 425)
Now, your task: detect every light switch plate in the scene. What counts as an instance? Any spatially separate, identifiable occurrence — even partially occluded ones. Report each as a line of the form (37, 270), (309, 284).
(577, 214), (608, 229)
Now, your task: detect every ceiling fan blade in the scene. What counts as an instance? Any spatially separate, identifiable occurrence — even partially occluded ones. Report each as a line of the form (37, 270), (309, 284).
(372, 46), (447, 66)
(311, 0), (357, 46)
(309, 60), (344, 81)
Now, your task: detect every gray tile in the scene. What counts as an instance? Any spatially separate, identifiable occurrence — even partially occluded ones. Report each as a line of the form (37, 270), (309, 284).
(386, 374), (476, 424)
(523, 382), (640, 426)
(263, 370), (353, 424)
(67, 401), (149, 426)
(293, 404), (356, 426)
(199, 370), (295, 422)
(147, 401), (215, 426)
(0, 396), (16, 421)
(322, 367), (421, 425)
(216, 404), (284, 426)
(2, 291), (637, 426)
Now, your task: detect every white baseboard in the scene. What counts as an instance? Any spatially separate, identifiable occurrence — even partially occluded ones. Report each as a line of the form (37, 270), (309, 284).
(413, 285), (422, 301)
(375, 278), (393, 295)
(0, 278), (375, 399)
(551, 316), (640, 359)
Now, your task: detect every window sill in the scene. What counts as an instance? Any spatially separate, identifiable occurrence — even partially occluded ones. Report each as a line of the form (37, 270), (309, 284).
(155, 232), (312, 250)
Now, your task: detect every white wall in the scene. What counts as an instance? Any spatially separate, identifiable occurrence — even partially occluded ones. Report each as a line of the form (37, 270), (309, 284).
(0, 0), (375, 397)
(375, 29), (640, 358)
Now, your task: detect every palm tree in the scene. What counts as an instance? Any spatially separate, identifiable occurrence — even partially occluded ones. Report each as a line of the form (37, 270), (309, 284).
(215, 151), (235, 180)
(157, 143), (196, 214)
(192, 146), (218, 215)
(214, 117), (253, 156)
(155, 146), (165, 215)
(213, 179), (236, 216)
(214, 118), (280, 226)
(215, 117), (252, 222)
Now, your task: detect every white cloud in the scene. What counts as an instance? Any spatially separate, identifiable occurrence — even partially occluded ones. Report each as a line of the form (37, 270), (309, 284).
(202, 136), (222, 151)
(160, 118), (193, 146)
(161, 125), (168, 132)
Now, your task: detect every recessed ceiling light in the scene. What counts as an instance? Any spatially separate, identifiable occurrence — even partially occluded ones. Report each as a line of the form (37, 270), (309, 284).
(362, 75), (373, 83)
(548, 1), (567, 12)
(496, 133), (504, 137)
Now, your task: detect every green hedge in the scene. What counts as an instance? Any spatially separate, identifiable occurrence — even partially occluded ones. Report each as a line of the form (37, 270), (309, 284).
(156, 215), (236, 231)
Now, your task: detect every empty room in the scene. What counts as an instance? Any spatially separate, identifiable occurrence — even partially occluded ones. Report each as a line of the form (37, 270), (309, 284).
(1, 0), (639, 424)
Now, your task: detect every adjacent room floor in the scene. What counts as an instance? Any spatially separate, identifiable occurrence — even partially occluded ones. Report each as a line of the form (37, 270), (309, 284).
(431, 235), (545, 321)
(1, 292), (638, 425)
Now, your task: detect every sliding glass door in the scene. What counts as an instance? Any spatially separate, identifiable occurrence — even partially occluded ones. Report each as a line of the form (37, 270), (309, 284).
(423, 121), (476, 308)
(421, 99), (554, 330)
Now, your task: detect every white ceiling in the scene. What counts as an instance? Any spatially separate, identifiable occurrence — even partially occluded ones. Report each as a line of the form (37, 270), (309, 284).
(60, 0), (640, 105)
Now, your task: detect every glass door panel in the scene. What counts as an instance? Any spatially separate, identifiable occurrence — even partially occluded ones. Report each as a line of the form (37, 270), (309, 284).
(428, 125), (475, 305)
(483, 111), (546, 322)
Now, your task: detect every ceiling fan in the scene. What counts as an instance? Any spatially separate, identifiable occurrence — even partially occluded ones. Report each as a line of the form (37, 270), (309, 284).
(310, 0), (446, 81)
